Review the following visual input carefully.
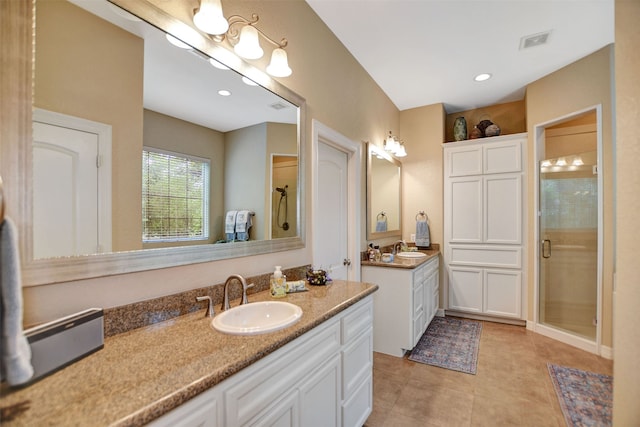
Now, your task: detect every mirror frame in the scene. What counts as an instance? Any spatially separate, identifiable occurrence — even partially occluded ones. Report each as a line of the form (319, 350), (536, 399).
(12, 0), (306, 286)
(366, 143), (402, 241)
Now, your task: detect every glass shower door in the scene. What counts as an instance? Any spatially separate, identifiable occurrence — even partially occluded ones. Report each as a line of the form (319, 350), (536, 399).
(539, 151), (598, 340)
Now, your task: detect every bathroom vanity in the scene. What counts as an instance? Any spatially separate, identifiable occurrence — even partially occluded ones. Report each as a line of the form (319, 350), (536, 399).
(361, 250), (440, 357)
(0, 281), (377, 427)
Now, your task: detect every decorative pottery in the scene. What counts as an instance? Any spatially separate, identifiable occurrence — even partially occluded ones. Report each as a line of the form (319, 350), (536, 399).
(485, 124), (501, 137)
(476, 119), (493, 137)
(453, 117), (467, 141)
(470, 127), (482, 139)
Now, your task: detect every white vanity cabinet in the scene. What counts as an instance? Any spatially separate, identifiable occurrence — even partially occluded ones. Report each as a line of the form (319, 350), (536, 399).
(362, 256), (439, 357)
(443, 134), (526, 321)
(149, 296), (373, 427)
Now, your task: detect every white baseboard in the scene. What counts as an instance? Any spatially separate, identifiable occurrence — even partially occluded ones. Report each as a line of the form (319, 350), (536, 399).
(436, 308), (445, 317)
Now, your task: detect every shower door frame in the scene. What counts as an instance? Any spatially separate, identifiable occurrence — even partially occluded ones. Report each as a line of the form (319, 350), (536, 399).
(532, 104), (604, 356)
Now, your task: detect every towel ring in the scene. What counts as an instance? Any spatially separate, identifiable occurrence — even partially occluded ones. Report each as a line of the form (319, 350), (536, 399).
(0, 175), (4, 224)
(377, 211), (386, 220)
(415, 211), (428, 221)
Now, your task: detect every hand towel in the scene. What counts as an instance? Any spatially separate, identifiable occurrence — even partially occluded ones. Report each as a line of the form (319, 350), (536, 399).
(415, 217), (430, 248)
(235, 210), (252, 241)
(0, 217), (34, 386)
(375, 217), (387, 232)
(225, 210), (237, 241)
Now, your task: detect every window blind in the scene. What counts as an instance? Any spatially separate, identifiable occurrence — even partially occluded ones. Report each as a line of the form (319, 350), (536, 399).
(142, 148), (210, 242)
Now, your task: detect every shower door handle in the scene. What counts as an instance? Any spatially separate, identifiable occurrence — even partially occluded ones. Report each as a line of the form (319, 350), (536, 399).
(542, 239), (551, 258)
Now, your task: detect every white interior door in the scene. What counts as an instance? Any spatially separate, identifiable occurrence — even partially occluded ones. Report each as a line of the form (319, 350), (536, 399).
(316, 142), (349, 280)
(33, 119), (109, 258)
(32, 109), (112, 258)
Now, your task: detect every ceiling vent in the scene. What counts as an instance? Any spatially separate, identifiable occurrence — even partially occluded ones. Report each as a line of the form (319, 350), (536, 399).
(269, 102), (289, 110)
(520, 30), (552, 50)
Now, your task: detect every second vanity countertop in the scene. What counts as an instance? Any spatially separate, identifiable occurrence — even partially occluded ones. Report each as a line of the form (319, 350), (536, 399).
(0, 280), (378, 426)
(361, 248), (440, 269)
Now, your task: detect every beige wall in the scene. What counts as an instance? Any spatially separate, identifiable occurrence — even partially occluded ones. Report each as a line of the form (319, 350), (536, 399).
(526, 46), (614, 348)
(142, 109), (225, 247)
(34, 0), (144, 252)
(613, 0), (640, 424)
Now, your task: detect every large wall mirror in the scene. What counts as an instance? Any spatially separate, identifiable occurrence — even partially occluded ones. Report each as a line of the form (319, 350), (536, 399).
(22, 0), (306, 285)
(366, 143), (401, 240)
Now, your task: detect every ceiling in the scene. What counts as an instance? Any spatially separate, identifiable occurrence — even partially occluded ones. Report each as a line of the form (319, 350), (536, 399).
(305, 0), (615, 113)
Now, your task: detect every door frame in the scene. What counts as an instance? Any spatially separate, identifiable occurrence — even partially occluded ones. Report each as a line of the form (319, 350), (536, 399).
(33, 108), (113, 254)
(532, 104), (605, 356)
(311, 120), (362, 281)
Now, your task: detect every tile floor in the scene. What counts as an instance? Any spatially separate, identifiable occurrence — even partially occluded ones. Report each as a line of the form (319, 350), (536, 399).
(365, 319), (613, 427)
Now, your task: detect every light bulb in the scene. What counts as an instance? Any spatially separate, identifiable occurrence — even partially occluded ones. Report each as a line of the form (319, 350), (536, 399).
(234, 26), (263, 59)
(193, 0), (229, 35)
(266, 48), (292, 77)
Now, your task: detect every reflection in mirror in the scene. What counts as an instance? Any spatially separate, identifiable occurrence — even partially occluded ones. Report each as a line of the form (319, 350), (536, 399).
(22, 0), (305, 285)
(366, 143), (402, 240)
(32, 0), (299, 260)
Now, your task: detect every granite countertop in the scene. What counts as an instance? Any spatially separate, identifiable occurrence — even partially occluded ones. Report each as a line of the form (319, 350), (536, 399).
(361, 248), (440, 269)
(0, 280), (378, 426)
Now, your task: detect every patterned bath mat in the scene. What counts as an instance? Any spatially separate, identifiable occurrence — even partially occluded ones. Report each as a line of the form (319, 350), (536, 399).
(548, 363), (613, 427)
(408, 316), (482, 374)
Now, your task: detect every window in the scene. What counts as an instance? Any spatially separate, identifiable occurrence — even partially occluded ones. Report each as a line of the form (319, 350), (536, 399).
(142, 148), (210, 242)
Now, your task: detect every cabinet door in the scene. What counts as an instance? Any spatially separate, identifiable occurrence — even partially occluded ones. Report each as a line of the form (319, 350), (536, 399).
(247, 393), (300, 427)
(448, 267), (482, 313)
(484, 269), (522, 318)
(447, 145), (482, 177)
(484, 174), (522, 244)
(483, 140), (522, 174)
(299, 355), (341, 427)
(449, 177), (483, 243)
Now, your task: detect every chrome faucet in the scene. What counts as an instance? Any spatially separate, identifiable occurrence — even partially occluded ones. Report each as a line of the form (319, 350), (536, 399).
(221, 274), (254, 311)
(392, 240), (407, 255)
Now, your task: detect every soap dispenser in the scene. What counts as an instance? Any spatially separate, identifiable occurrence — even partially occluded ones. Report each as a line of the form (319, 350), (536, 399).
(270, 266), (287, 298)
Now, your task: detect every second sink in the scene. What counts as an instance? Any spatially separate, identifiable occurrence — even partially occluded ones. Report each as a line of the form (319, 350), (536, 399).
(212, 301), (303, 335)
(396, 251), (427, 259)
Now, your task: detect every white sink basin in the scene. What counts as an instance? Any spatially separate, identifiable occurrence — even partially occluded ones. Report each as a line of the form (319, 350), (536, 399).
(396, 251), (427, 259)
(212, 301), (302, 335)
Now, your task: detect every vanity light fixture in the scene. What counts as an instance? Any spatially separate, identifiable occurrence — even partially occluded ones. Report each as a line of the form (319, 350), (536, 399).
(384, 131), (407, 158)
(193, 0), (293, 77)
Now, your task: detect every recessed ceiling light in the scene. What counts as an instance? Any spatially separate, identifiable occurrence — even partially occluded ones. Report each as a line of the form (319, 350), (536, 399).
(165, 34), (191, 50)
(217, 90), (231, 96)
(209, 58), (229, 70)
(474, 73), (492, 82)
(242, 76), (258, 86)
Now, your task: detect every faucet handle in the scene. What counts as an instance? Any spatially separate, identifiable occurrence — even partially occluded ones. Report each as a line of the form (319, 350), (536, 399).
(241, 283), (255, 305)
(196, 296), (214, 317)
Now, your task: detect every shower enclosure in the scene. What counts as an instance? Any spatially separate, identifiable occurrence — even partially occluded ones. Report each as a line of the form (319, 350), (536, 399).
(539, 151), (598, 339)
(536, 108), (601, 348)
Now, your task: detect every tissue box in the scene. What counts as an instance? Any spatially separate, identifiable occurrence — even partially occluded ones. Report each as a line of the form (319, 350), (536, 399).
(25, 308), (104, 383)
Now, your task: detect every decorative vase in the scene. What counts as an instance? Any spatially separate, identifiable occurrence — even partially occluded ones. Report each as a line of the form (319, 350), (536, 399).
(453, 117), (467, 141)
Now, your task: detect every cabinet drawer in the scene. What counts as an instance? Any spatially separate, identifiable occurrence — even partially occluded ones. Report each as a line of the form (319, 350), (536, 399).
(342, 298), (373, 344)
(342, 328), (372, 398)
(342, 373), (372, 427)
(449, 245), (521, 268)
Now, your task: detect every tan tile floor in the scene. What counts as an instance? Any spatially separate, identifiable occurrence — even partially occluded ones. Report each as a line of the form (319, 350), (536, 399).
(365, 319), (613, 427)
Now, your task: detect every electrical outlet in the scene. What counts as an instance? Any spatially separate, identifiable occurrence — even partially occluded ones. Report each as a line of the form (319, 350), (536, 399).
(410, 233), (416, 242)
